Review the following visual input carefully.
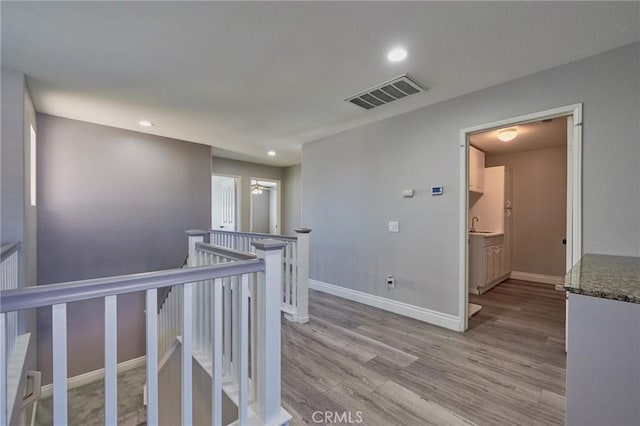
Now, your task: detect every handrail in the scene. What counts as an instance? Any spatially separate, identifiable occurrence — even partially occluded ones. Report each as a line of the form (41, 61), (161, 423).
(196, 242), (258, 261)
(209, 229), (298, 242)
(1, 242), (21, 262)
(0, 259), (264, 313)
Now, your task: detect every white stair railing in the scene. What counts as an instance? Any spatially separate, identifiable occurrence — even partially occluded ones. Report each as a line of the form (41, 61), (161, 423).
(209, 228), (311, 324)
(1, 237), (290, 426)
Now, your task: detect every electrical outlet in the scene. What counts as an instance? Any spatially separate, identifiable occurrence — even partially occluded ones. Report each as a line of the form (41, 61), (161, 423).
(387, 275), (396, 288)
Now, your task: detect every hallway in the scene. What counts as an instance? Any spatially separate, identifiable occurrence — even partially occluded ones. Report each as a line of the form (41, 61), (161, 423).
(282, 280), (566, 425)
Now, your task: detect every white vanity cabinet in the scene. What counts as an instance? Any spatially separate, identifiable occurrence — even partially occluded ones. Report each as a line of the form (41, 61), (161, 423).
(469, 234), (509, 294)
(469, 146), (485, 194)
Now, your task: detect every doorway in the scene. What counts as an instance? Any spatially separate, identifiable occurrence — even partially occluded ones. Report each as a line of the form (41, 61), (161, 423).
(459, 104), (582, 332)
(250, 178), (280, 234)
(212, 174), (239, 231)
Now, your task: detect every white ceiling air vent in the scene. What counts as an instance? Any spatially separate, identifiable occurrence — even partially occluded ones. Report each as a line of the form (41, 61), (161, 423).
(345, 74), (426, 110)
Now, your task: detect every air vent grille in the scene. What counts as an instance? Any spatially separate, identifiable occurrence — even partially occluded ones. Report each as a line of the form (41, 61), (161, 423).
(345, 75), (426, 110)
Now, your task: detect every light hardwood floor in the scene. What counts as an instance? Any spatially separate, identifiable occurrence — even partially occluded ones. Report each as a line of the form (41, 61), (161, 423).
(282, 279), (566, 426)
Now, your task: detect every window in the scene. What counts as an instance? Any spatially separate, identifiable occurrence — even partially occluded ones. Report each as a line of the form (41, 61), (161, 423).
(30, 125), (36, 206)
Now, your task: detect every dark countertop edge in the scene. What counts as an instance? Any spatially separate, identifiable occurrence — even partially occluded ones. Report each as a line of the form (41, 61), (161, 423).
(561, 286), (640, 304)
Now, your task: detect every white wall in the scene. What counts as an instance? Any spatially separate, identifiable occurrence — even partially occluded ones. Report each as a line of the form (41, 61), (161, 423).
(282, 164), (302, 235)
(486, 148), (567, 276)
(302, 43), (639, 320)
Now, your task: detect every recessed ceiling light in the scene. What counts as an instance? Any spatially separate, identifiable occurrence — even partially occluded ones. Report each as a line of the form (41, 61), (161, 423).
(497, 128), (518, 142)
(139, 120), (153, 127)
(267, 150), (276, 157)
(387, 47), (408, 62)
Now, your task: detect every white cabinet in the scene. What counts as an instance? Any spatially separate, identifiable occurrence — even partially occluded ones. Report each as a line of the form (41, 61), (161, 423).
(469, 146), (485, 194)
(470, 234), (508, 294)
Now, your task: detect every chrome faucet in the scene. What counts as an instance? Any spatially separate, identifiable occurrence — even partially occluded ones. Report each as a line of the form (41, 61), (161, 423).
(471, 216), (479, 232)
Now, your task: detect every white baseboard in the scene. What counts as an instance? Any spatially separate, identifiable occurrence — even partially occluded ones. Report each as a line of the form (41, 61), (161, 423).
(41, 355), (147, 399)
(309, 279), (459, 331)
(510, 271), (564, 285)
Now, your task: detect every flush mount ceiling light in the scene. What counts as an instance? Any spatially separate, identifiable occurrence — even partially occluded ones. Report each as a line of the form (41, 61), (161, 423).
(497, 128), (518, 142)
(387, 47), (407, 62)
(267, 150), (276, 157)
(138, 120), (153, 127)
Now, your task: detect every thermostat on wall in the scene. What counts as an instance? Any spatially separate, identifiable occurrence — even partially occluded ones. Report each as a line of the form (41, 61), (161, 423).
(431, 186), (444, 196)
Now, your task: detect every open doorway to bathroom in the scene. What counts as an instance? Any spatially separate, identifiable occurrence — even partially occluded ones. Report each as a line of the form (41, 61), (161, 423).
(459, 104), (582, 332)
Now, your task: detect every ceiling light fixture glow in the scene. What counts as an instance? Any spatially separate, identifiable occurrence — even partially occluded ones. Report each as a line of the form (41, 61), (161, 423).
(387, 47), (407, 62)
(497, 128), (518, 142)
(139, 120), (153, 127)
(267, 150), (276, 156)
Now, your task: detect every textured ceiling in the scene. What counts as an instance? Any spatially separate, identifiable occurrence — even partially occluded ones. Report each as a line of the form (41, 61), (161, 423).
(2, 2), (638, 166)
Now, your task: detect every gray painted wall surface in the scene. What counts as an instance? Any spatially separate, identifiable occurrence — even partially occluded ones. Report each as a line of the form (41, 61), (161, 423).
(282, 164), (302, 235)
(37, 114), (211, 383)
(302, 43), (639, 317)
(212, 157), (283, 232)
(486, 147), (567, 276)
(1, 68), (25, 247)
(566, 294), (640, 426)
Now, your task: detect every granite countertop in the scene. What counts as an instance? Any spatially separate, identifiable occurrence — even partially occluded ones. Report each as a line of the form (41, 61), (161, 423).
(560, 254), (640, 304)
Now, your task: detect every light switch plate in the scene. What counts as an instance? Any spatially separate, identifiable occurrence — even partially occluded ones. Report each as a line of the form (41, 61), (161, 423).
(388, 221), (399, 232)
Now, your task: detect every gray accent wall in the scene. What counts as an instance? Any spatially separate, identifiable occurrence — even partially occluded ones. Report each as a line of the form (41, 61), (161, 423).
(486, 147), (567, 276)
(302, 43), (640, 318)
(212, 157), (283, 233)
(282, 164), (302, 235)
(37, 114), (211, 383)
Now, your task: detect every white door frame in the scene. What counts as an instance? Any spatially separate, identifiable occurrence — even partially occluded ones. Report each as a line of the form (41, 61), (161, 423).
(458, 103), (583, 332)
(249, 177), (282, 235)
(212, 173), (241, 231)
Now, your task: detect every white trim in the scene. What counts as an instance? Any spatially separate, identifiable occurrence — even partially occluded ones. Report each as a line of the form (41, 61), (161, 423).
(41, 355), (146, 399)
(459, 103), (583, 332)
(510, 271), (564, 285)
(309, 279), (459, 331)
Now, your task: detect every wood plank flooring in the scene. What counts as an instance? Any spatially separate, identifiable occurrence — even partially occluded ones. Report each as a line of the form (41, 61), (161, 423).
(282, 279), (566, 426)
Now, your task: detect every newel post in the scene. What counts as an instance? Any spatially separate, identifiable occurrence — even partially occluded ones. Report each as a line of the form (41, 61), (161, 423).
(253, 239), (287, 425)
(185, 230), (207, 267)
(294, 228), (312, 324)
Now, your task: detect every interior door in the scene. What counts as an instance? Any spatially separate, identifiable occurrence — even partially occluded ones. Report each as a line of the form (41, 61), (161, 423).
(212, 176), (237, 231)
(221, 179), (236, 231)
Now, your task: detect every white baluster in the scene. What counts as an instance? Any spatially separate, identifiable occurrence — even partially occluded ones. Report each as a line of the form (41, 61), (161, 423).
(292, 229), (311, 324)
(223, 277), (231, 375)
(52, 303), (68, 425)
(250, 273), (257, 402)
(146, 289), (159, 425)
(292, 241), (298, 312)
(182, 283), (193, 425)
(284, 244), (291, 307)
(238, 274), (249, 424)
(1, 312), (6, 426)
(232, 276), (239, 383)
(104, 295), (118, 425)
(211, 278), (223, 426)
